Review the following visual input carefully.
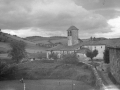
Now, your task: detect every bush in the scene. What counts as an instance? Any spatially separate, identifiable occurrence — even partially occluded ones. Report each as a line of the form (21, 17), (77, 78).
(103, 48), (109, 64)
(76, 71), (96, 86)
(40, 60), (55, 63)
(49, 52), (58, 60)
(0, 62), (18, 80)
(61, 54), (79, 64)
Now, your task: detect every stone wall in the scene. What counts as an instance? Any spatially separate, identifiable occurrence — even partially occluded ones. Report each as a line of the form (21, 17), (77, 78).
(109, 48), (120, 83)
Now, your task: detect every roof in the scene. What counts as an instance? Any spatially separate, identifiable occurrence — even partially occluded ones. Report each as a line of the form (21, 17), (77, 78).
(46, 43), (80, 51)
(75, 39), (120, 47)
(47, 44), (67, 51)
(47, 38), (120, 51)
(106, 38), (120, 48)
(76, 48), (90, 54)
(67, 26), (79, 31)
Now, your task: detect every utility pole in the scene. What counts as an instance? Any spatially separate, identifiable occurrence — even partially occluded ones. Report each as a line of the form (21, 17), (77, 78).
(24, 83), (26, 90)
(72, 80), (75, 90)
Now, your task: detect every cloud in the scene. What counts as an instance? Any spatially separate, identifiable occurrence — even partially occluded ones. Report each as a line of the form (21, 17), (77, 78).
(94, 16), (120, 38)
(0, 0), (109, 38)
(2, 28), (66, 37)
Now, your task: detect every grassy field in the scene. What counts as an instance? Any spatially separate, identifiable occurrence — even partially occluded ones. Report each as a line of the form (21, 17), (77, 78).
(0, 80), (94, 90)
(15, 61), (96, 86)
(0, 60), (96, 90)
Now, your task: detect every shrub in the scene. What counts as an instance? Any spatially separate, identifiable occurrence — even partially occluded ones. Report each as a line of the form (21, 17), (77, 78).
(61, 54), (79, 64)
(76, 71), (96, 86)
(0, 62), (18, 80)
(49, 52), (58, 60)
(103, 48), (109, 64)
(40, 60), (55, 63)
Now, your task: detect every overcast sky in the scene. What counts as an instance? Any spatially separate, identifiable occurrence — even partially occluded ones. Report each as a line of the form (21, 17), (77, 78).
(1, 0), (120, 38)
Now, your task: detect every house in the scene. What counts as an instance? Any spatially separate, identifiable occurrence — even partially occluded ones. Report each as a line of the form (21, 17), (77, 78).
(107, 42), (120, 83)
(79, 41), (106, 59)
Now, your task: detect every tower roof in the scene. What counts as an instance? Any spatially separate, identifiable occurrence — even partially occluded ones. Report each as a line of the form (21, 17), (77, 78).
(67, 26), (79, 31)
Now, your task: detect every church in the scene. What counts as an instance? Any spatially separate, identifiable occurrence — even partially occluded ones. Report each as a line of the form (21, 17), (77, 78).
(46, 26), (106, 59)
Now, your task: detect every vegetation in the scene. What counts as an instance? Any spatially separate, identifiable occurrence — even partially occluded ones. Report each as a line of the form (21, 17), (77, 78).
(0, 62), (18, 80)
(86, 49), (98, 62)
(0, 59), (96, 87)
(8, 41), (26, 63)
(49, 52), (58, 60)
(16, 60), (95, 86)
(103, 48), (109, 64)
(61, 54), (79, 65)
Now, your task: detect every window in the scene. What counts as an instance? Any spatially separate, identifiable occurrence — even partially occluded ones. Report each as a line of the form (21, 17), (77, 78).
(68, 31), (72, 36)
(68, 31), (69, 36)
(69, 31), (72, 36)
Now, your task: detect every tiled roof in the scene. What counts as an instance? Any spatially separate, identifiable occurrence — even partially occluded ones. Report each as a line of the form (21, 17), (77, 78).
(76, 48), (90, 54)
(46, 45), (67, 51)
(47, 38), (120, 51)
(67, 26), (79, 31)
(46, 43), (80, 51)
(76, 39), (120, 47)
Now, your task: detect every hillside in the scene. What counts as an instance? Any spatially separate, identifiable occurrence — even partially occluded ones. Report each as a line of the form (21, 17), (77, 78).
(24, 36), (84, 46)
(24, 36), (68, 45)
(0, 32), (48, 54)
(25, 36), (67, 41)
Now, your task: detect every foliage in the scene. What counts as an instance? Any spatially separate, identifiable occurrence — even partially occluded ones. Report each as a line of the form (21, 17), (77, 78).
(40, 60), (55, 63)
(37, 52), (46, 59)
(103, 48), (109, 64)
(49, 52), (58, 60)
(61, 54), (79, 64)
(8, 41), (26, 63)
(0, 62), (18, 80)
(86, 49), (98, 60)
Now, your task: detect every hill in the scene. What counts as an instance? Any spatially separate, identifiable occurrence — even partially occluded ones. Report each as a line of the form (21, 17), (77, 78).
(0, 32), (48, 54)
(24, 36), (83, 46)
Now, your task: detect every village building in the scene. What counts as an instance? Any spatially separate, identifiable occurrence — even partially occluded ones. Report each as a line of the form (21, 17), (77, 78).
(46, 26), (109, 60)
(107, 42), (120, 84)
(79, 41), (106, 59)
(46, 26), (83, 59)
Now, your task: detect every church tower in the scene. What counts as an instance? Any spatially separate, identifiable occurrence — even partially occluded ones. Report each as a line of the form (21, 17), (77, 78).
(67, 26), (79, 46)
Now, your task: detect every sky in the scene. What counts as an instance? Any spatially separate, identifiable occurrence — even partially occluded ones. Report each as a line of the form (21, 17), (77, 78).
(1, 0), (120, 39)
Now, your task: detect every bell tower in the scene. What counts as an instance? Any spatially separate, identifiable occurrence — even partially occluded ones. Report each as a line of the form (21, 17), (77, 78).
(67, 26), (79, 46)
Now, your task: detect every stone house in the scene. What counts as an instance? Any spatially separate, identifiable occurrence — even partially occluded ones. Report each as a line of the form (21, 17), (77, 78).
(80, 41), (106, 59)
(108, 46), (120, 83)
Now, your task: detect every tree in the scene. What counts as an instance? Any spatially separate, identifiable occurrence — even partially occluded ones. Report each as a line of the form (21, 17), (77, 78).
(86, 49), (98, 62)
(103, 48), (109, 64)
(0, 62), (18, 80)
(61, 54), (79, 65)
(9, 41), (26, 63)
(49, 52), (58, 60)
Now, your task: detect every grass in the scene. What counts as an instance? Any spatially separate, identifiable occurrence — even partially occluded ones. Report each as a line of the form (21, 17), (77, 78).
(108, 71), (120, 85)
(0, 60), (96, 90)
(15, 61), (96, 87)
(0, 80), (94, 90)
